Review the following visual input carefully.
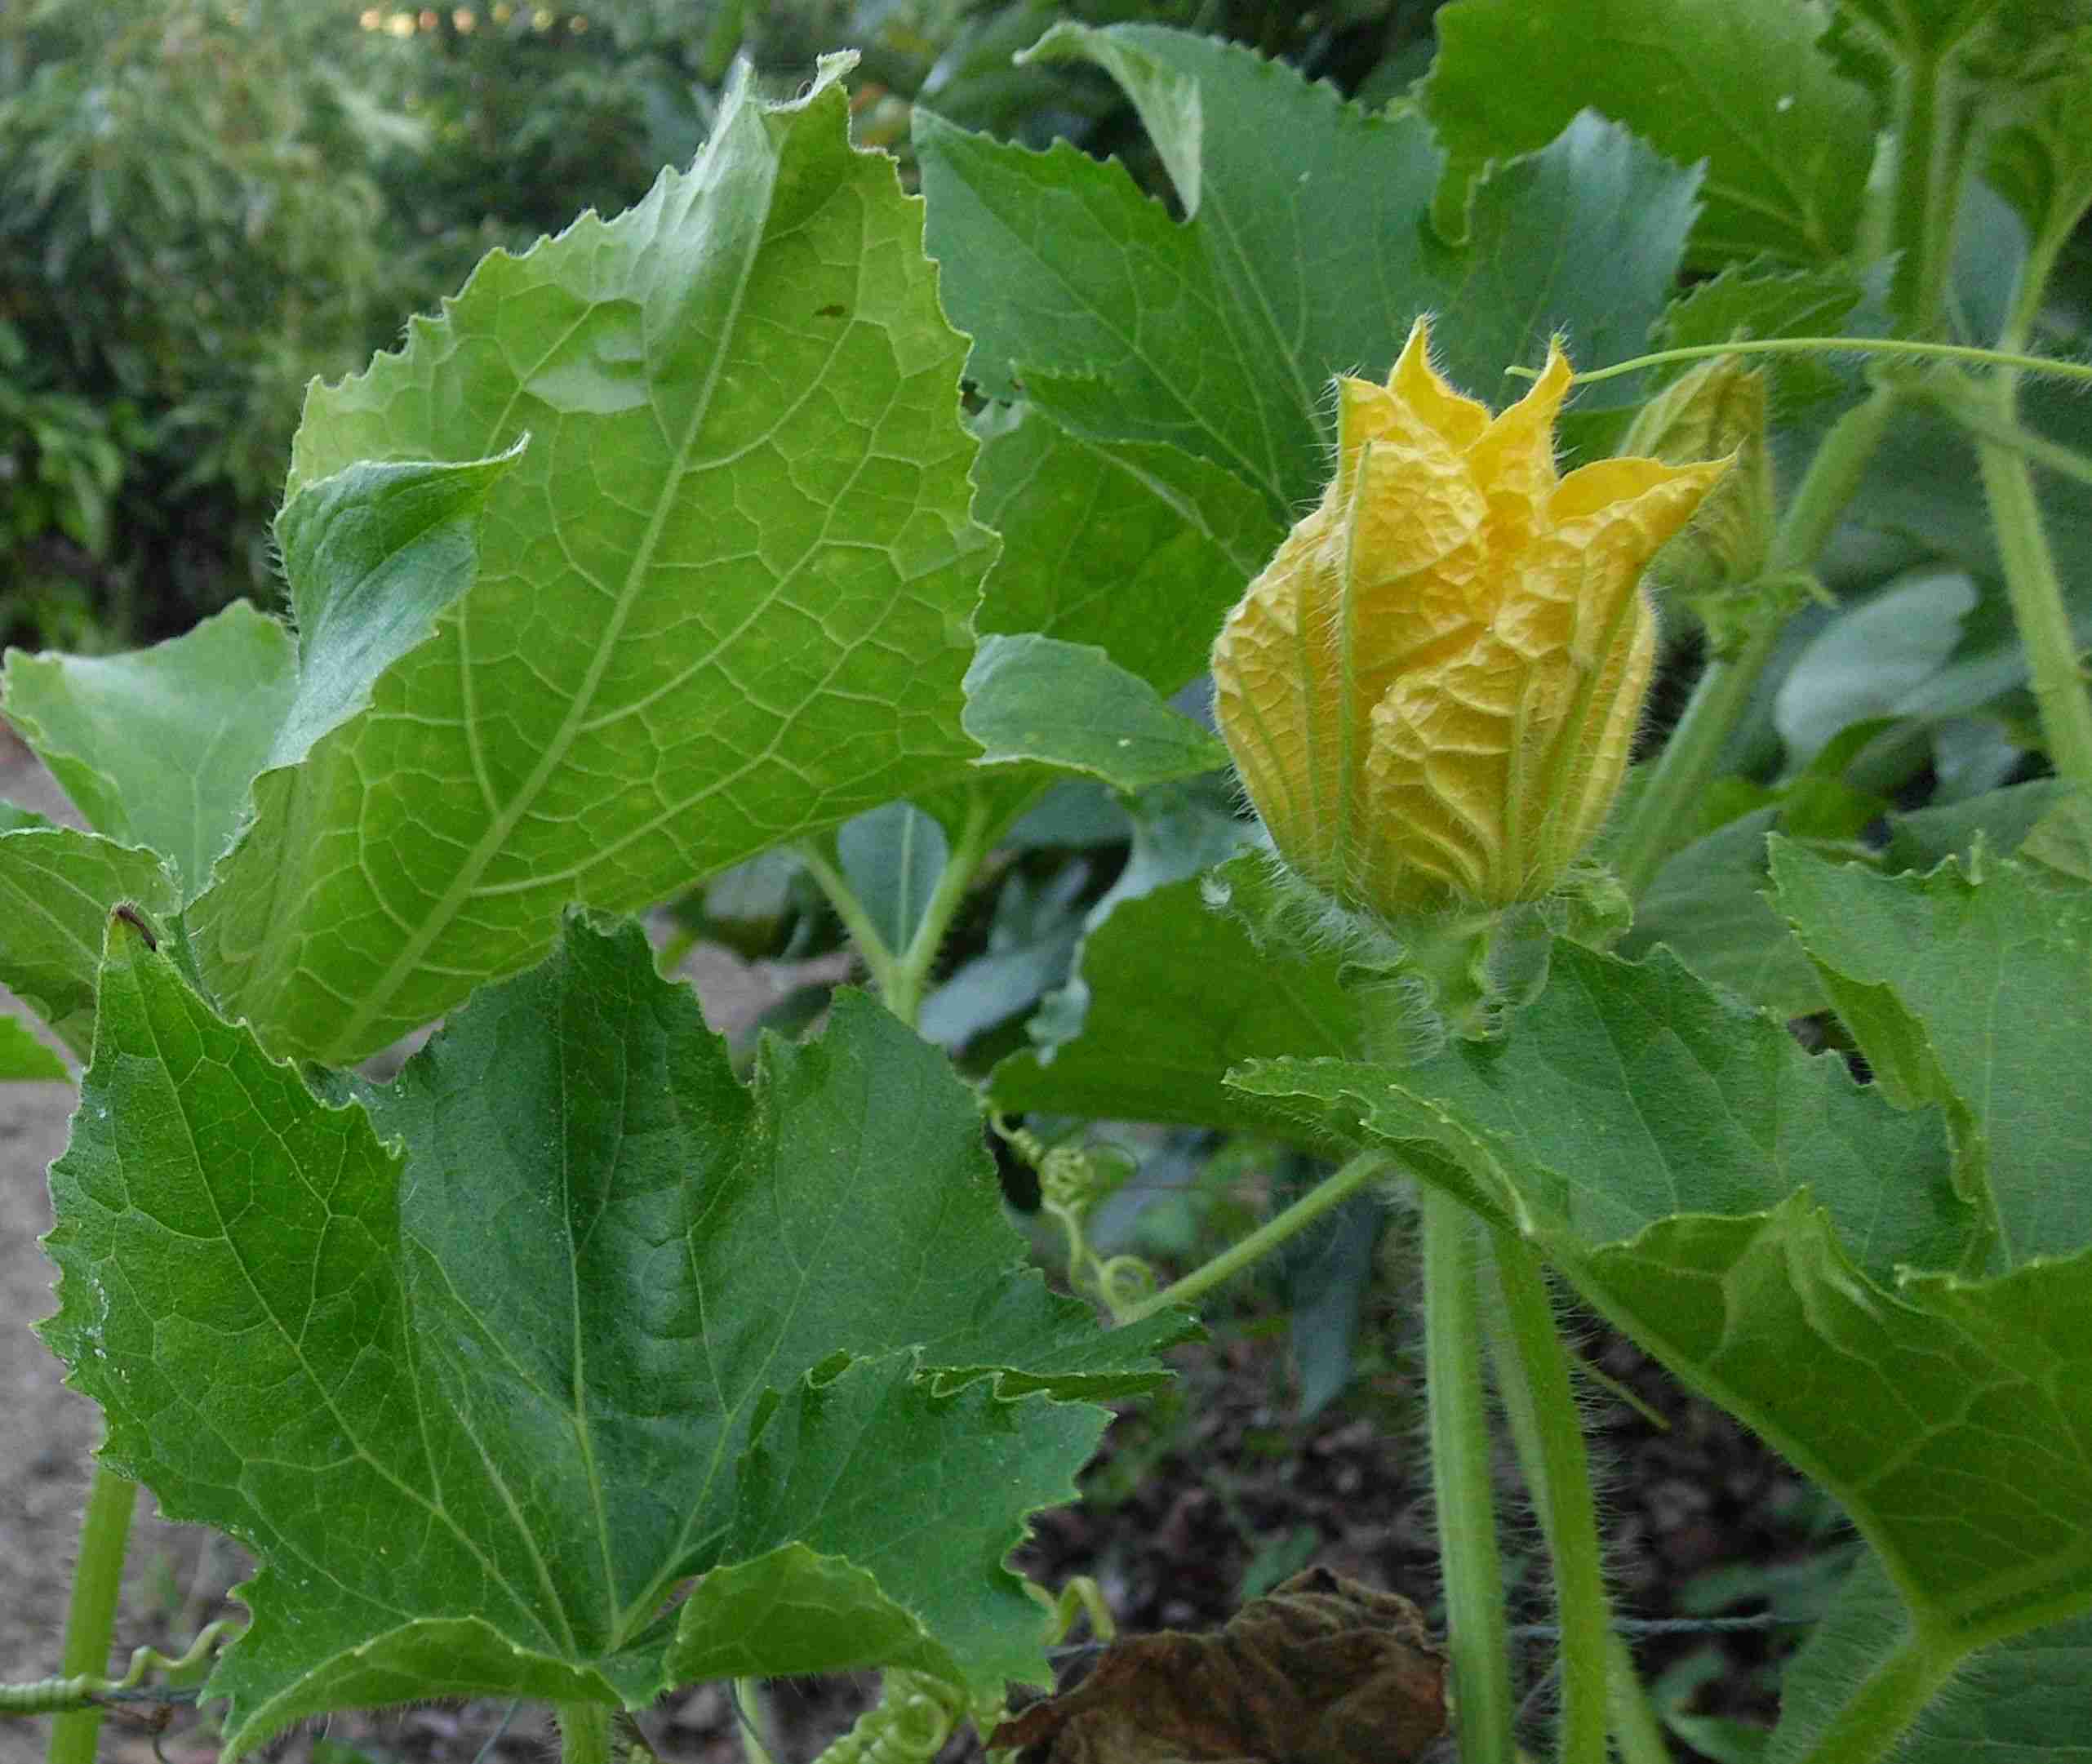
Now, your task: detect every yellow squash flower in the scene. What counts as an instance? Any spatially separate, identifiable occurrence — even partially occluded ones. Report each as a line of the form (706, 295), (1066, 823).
(1211, 318), (1728, 922)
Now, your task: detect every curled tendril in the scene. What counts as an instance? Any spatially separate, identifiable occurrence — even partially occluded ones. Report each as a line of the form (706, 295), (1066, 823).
(989, 1113), (1156, 1325)
(0, 1620), (232, 1717)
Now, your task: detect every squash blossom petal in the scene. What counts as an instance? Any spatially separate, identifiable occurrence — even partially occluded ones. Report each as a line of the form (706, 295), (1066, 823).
(1211, 317), (1729, 920)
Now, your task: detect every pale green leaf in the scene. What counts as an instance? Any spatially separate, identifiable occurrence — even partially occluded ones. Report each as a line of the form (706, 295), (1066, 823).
(1, 602), (296, 896)
(190, 61), (992, 1064)
(836, 801), (948, 956)
(41, 914), (1180, 1753)
(963, 634), (1229, 792)
(1419, 0), (1876, 267)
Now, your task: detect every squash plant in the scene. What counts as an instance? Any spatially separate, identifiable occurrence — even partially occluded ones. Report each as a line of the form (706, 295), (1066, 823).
(4, 6), (2092, 1762)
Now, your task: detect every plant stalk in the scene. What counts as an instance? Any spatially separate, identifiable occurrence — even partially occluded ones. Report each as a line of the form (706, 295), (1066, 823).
(1606, 1633), (1677, 1764)
(1480, 1229), (1608, 1764)
(1888, 47), (1964, 336)
(1118, 1149), (1392, 1324)
(1422, 1183), (1516, 1764)
(45, 1463), (137, 1764)
(1966, 177), (2092, 801)
(556, 1700), (614, 1764)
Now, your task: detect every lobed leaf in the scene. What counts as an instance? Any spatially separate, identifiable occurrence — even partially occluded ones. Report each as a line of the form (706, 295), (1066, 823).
(188, 60), (993, 1064)
(41, 913), (1183, 1753)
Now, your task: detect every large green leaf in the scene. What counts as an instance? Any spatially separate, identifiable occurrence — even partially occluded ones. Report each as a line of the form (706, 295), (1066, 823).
(1770, 843), (2092, 1269)
(917, 24), (1700, 522)
(188, 60), (993, 1064)
(1419, 0), (1876, 269)
(41, 913), (1181, 1753)
(1230, 936), (2092, 1642)
(0, 602), (296, 897)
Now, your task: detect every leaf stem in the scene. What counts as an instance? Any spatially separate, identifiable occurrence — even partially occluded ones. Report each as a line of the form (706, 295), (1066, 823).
(45, 1463), (136, 1764)
(1610, 382), (1901, 894)
(797, 838), (899, 993)
(1787, 1624), (1965, 1764)
(1118, 1149), (1392, 1324)
(1480, 1230), (1607, 1764)
(886, 787), (996, 1029)
(555, 1700), (614, 1764)
(1423, 1184), (1515, 1764)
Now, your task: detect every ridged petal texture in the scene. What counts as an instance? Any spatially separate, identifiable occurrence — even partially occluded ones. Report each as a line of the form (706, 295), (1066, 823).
(1211, 318), (1726, 917)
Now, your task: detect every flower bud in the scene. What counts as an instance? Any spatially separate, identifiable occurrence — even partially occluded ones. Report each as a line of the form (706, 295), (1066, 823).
(1211, 318), (1727, 922)
(1623, 356), (1777, 633)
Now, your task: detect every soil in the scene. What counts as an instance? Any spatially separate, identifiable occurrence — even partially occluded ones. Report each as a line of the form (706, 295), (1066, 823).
(0, 723), (1833, 1764)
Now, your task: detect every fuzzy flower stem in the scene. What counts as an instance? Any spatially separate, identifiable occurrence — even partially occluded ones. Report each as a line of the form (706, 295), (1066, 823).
(1423, 1184), (1517, 1764)
(1481, 1229), (1609, 1764)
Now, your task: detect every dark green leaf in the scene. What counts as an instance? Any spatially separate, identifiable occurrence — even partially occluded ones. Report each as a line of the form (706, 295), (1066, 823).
(1419, 0), (1876, 268)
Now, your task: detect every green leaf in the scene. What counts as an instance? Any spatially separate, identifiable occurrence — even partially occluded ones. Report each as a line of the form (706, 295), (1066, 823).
(1233, 943), (1965, 1271)
(1419, 0), (1876, 268)
(1620, 808), (1830, 1019)
(1232, 940), (2092, 1642)
(963, 634), (1229, 792)
(0, 827), (178, 1054)
(917, 24), (1699, 521)
(971, 402), (1277, 693)
(989, 856), (1365, 1142)
(1771, 1549), (2092, 1763)
(1770, 843), (2092, 1268)
(0, 1012), (68, 1081)
(41, 913), (1181, 1753)
(189, 61), (992, 1064)
(1, 602), (296, 897)
(1774, 571), (1977, 766)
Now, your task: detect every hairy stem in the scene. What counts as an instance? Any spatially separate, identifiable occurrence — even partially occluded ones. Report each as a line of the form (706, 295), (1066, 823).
(1423, 1184), (1515, 1764)
(46, 1464), (137, 1764)
(1481, 1231), (1608, 1764)
(556, 1701), (613, 1764)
